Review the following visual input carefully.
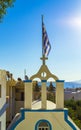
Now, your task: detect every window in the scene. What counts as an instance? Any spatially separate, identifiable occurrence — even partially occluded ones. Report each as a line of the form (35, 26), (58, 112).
(38, 121), (50, 130)
(35, 119), (52, 130)
(0, 122), (1, 130)
(0, 84), (1, 98)
(21, 92), (24, 101)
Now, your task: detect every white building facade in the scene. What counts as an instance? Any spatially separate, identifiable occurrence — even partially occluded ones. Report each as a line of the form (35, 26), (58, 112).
(0, 70), (7, 130)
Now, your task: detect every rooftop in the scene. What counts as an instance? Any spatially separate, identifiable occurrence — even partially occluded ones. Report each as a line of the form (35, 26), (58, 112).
(32, 100), (56, 110)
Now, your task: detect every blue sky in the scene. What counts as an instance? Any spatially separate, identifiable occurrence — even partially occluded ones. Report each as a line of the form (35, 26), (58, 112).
(0, 0), (81, 81)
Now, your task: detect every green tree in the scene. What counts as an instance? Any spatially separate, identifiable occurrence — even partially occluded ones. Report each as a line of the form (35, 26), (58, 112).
(76, 107), (81, 120)
(47, 92), (55, 102)
(48, 82), (55, 91)
(76, 100), (81, 106)
(33, 81), (40, 92)
(0, 0), (15, 21)
(64, 100), (81, 129)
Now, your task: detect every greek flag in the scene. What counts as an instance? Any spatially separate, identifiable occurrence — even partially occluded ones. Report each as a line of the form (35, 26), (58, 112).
(42, 22), (51, 57)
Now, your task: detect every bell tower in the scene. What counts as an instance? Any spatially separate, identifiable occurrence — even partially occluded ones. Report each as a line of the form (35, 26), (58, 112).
(24, 16), (64, 110)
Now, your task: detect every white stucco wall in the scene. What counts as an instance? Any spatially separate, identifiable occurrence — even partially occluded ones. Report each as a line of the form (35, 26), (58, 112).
(0, 70), (6, 130)
(15, 111), (72, 130)
(0, 112), (6, 130)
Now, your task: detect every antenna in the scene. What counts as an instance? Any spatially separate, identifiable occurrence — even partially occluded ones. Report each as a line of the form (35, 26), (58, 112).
(24, 69), (26, 79)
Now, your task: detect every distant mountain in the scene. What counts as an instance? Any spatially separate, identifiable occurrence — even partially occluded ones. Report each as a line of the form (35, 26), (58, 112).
(73, 79), (81, 84)
(64, 81), (81, 88)
(38, 81), (81, 88)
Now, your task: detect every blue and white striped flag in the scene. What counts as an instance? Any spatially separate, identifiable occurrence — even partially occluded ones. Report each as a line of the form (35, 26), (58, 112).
(42, 22), (51, 57)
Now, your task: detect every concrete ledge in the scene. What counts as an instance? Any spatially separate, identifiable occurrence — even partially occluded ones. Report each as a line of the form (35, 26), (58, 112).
(23, 80), (32, 83)
(41, 80), (47, 82)
(56, 80), (65, 82)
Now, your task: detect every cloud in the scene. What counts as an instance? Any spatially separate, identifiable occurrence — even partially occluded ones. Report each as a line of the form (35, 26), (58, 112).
(60, 17), (81, 28)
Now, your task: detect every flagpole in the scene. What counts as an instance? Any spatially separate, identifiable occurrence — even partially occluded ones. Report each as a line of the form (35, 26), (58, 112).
(42, 15), (44, 57)
(41, 15), (48, 65)
(42, 15), (45, 65)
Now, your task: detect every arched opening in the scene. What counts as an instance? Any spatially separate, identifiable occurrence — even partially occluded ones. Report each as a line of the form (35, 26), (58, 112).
(35, 119), (52, 130)
(32, 78), (41, 82)
(47, 78), (56, 104)
(32, 78), (41, 101)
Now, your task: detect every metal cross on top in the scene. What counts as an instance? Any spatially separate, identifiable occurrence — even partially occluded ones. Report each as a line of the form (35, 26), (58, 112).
(40, 55), (48, 65)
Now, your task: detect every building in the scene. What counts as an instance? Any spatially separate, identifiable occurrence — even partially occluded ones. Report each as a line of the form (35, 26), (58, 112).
(7, 54), (80, 130)
(64, 90), (81, 100)
(0, 70), (8, 130)
(6, 72), (16, 125)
